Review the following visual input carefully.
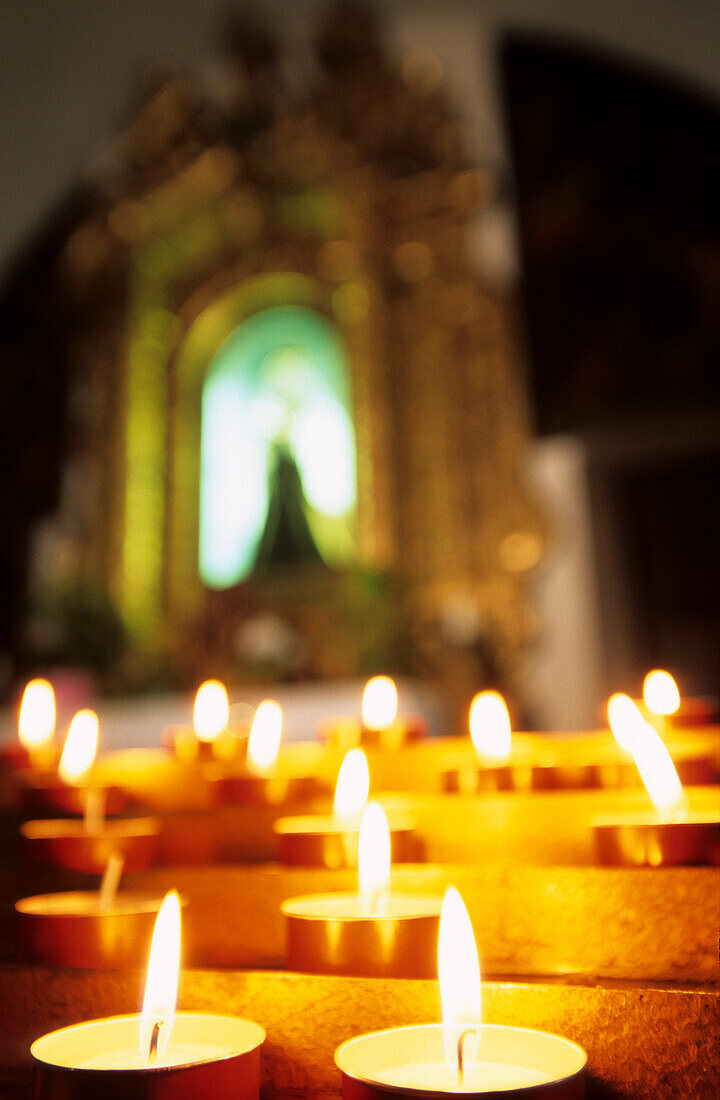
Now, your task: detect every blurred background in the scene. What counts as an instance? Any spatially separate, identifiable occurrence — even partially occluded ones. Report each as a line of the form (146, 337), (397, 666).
(0, 0), (718, 731)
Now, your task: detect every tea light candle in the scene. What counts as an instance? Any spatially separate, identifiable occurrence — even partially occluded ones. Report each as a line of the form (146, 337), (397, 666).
(21, 814), (161, 874)
(164, 680), (248, 763)
(16, 854), (174, 968)
(320, 677), (427, 752)
(31, 892), (265, 1098)
(336, 1024), (587, 1098)
(17, 709), (127, 817)
(594, 697), (720, 866)
(275, 748), (419, 866)
(208, 700), (326, 806)
(641, 669), (718, 730)
(335, 887), (586, 1098)
(442, 691), (560, 793)
(1, 678), (58, 771)
(282, 802), (441, 977)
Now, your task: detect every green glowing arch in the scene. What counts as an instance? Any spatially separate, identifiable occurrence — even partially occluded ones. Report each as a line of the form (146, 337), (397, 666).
(199, 305), (357, 588)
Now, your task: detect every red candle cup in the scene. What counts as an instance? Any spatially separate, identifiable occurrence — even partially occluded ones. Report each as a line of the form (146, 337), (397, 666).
(21, 817), (161, 874)
(283, 802), (439, 977)
(336, 886), (587, 1098)
(31, 890), (264, 1097)
(275, 812), (421, 867)
(209, 767), (327, 808)
(16, 891), (175, 969)
(17, 773), (128, 818)
(0, 743), (59, 773)
(593, 811), (720, 867)
(283, 893), (441, 977)
(163, 726), (248, 764)
(320, 715), (427, 752)
(32, 1014), (265, 1100)
(441, 754), (707, 794)
(595, 696), (720, 866)
(336, 1024), (586, 1099)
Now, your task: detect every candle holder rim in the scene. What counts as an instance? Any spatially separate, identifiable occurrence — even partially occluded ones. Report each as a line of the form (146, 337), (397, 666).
(20, 815), (161, 839)
(274, 814), (416, 835)
(15, 889), (187, 916)
(281, 892), (444, 919)
(335, 1022), (587, 1095)
(31, 1012), (266, 1072)
(592, 811), (720, 828)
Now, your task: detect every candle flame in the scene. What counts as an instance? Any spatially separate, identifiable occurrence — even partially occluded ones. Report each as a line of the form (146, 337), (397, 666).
(469, 690), (511, 762)
(607, 693), (647, 753)
(247, 699), (282, 774)
(632, 724), (687, 816)
(193, 680), (229, 742)
(608, 694), (685, 814)
(18, 679), (56, 750)
(643, 670), (681, 716)
(58, 710), (99, 785)
(438, 886), (481, 1079)
(362, 676), (398, 730)
(140, 890), (181, 1065)
(333, 748), (370, 821)
(358, 801), (391, 900)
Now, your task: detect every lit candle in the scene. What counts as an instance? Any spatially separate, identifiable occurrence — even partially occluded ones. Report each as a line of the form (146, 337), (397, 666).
(641, 668), (718, 730)
(21, 812), (161, 875)
(335, 887), (587, 1097)
(164, 680), (247, 762)
(275, 748), (419, 866)
(17, 709), (127, 818)
(16, 854), (174, 969)
(282, 802), (440, 977)
(1, 678), (58, 771)
(594, 697), (720, 866)
(320, 676), (427, 752)
(443, 691), (572, 793)
(208, 700), (325, 806)
(31, 890), (265, 1097)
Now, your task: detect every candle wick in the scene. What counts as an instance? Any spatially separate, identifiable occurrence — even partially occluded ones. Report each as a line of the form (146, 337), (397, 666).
(457, 1028), (477, 1085)
(98, 853), (125, 911)
(148, 1020), (163, 1065)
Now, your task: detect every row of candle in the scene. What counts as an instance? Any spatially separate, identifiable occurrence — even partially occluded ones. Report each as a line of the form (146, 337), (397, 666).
(7, 671), (716, 1096)
(4, 669), (718, 994)
(4, 667), (712, 778)
(6, 673), (717, 875)
(30, 881), (587, 1098)
(14, 719), (719, 979)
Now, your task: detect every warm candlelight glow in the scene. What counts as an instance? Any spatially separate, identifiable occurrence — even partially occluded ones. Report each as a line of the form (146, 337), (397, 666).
(607, 693), (648, 753)
(18, 679), (56, 750)
(246, 700), (282, 774)
(358, 801), (391, 901)
(643, 670), (681, 716)
(362, 676), (398, 730)
(140, 890), (181, 1065)
(438, 886), (481, 1081)
(469, 690), (511, 762)
(333, 748), (370, 821)
(632, 723), (687, 816)
(608, 693), (686, 815)
(193, 680), (230, 742)
(58, 710), (99, 785)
